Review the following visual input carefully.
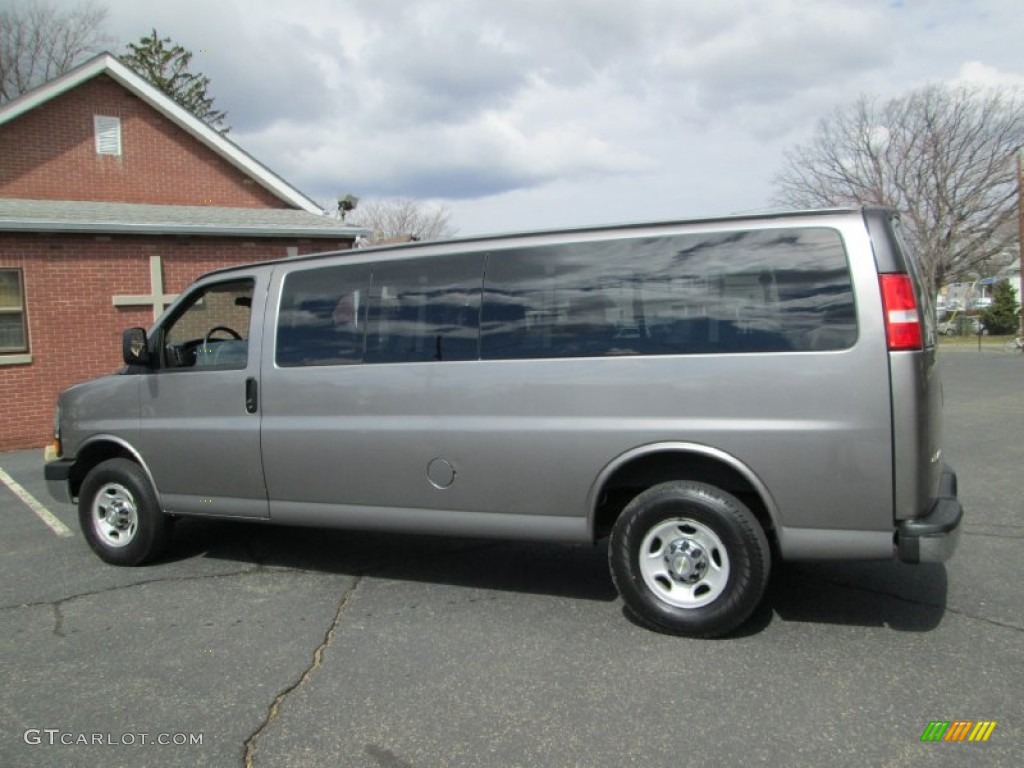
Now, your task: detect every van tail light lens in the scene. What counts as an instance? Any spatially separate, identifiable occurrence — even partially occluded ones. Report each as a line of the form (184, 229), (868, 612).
(880, 274), (922, 351)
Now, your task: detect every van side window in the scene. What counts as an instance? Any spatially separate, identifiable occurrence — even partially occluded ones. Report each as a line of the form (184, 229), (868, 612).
(366, 253), (483, 363)
(481, 227), (855, 359)
(162, 278), (254, 370)
(277, 264), (372, 367)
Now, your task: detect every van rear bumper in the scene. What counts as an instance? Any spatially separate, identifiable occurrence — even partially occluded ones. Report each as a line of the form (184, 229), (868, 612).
(896, 465), (963, 564)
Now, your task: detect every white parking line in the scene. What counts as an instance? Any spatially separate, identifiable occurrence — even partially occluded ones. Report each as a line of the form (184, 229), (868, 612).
(0, 466), (74, 538)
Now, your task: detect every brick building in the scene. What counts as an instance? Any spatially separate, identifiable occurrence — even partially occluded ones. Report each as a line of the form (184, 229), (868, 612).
(0, 53), (365, 450)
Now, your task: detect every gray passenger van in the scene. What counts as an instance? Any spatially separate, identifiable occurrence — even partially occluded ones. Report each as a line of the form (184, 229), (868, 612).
(45, 207), (963, 637)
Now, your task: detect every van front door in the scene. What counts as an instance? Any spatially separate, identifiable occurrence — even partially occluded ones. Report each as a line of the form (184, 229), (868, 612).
(138, 275), (268, 518)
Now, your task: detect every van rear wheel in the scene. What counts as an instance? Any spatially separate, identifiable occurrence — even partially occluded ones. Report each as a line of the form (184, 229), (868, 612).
(609, 481), (770, 638)
(78, 458), (171, 566)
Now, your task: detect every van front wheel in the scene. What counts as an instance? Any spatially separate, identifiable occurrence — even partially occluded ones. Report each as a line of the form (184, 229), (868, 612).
(78, 459), (171, 566)
(609, 482), (770, 638)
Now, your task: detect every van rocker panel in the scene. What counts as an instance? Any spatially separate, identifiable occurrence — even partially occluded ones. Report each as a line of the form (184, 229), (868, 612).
(268, 501), (588, 542)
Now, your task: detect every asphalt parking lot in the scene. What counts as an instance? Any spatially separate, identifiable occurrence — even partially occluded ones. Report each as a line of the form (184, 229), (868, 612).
(1, 346), (1021, 767)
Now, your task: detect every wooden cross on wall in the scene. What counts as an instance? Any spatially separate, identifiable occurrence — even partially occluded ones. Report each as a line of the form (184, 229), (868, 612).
(112, 255), (178, 321)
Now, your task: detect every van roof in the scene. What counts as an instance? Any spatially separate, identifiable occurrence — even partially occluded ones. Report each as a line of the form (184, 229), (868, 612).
(202, 206), (891, 279)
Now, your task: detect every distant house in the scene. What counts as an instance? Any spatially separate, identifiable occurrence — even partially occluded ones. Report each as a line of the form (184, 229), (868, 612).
(0, 53), (366, 450)
(939, 257), (1021, 313)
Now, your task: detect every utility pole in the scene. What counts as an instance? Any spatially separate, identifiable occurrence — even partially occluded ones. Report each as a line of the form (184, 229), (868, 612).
(1018, 150), (1023, 336)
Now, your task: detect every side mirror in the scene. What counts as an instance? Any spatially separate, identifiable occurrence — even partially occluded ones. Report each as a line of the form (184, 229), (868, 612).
(122, 327), (151, 366)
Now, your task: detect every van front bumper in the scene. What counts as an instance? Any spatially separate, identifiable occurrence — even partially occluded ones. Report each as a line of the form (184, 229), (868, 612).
(896, 465), (963, 564)
(43, 455), (75, 505)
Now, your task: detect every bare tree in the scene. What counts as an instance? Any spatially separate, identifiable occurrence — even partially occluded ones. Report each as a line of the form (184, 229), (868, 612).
(0, 0), (112, 104)
(773, 84), (1024, 293)
(346, 197), (459, 244)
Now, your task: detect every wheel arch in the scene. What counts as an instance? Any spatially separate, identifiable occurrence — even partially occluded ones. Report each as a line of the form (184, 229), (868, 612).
(588, 443), (781, 549)
(68, 436), (161, 505)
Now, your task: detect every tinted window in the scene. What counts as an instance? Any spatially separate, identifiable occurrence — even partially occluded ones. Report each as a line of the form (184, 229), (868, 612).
(481, 228), (855, 359)
(277, 264), (371, 367)
(366, 254), (482, 363)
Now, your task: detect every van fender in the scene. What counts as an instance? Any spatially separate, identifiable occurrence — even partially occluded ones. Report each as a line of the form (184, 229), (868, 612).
(73, 434), (164, 508)
(586, 441), (783, 540)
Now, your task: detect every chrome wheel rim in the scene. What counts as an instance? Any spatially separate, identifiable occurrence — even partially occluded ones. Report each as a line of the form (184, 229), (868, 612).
(91, 482), (139, 548)
(639, 518), (730, 608)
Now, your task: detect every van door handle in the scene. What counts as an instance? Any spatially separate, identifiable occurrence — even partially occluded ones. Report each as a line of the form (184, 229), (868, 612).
(245, 377), (258, 414)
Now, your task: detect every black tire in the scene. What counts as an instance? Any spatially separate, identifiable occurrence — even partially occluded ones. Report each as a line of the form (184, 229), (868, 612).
(78, 458), (172, 566)
(609, 481), (771, 638)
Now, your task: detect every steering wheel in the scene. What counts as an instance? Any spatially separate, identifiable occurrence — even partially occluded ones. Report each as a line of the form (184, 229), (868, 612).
(204, 325), (242, 345)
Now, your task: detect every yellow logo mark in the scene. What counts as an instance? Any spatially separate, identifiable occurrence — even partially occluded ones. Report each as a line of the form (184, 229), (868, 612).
(967, 721), (997, 742)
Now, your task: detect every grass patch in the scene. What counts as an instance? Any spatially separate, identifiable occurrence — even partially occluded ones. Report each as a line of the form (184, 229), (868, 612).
(938, 334), (1017, 348)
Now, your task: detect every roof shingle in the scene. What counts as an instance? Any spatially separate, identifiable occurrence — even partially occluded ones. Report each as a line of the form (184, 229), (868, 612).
(0, 198), (369, 238)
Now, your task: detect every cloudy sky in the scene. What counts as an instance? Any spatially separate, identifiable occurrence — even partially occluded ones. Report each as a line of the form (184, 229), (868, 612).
(97, 0), (1024, 235)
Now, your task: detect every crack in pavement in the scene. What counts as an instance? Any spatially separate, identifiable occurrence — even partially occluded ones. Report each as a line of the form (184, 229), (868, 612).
(3, 559), (374, 637)
(5, 539), (499, 657)
(1, 553), (362, 618)
(1, 565), (263, 615)
(2, 565), (278, 639)
(939, 604), (1024, 632)
(243, 576), (363, 768)
(818, 576), (1024, 633)
(236, 541), (513, 766)
(232, 541), (502, 766)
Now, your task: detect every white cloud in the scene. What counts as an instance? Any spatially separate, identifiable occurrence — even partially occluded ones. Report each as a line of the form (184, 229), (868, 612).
(660, 2), (889, 110)
(953, 61), (1024, 90)
(101, 0), (1024, 234)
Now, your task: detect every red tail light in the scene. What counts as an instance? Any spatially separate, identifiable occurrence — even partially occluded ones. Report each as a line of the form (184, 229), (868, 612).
(879, 274), (922, 351)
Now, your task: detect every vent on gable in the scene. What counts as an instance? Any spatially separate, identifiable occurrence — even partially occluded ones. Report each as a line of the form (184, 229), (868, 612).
(94, 115), (122, 156)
